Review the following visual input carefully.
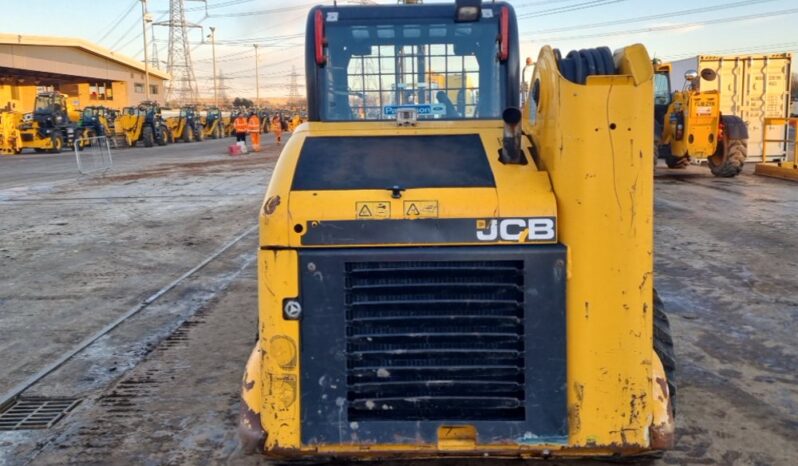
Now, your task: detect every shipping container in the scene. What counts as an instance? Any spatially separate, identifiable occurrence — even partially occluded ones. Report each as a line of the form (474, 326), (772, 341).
(669, 53), (792, 161)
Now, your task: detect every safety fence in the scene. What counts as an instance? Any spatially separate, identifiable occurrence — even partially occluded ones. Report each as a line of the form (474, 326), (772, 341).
(74, 136), (113, 175)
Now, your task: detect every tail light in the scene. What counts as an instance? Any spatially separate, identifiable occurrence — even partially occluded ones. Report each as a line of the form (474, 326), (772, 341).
(498, 6), (509, 61)
(315, 10), (326, 66)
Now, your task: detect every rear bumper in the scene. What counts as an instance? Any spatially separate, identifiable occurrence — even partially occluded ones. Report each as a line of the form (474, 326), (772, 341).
(238, 340), (675, 460)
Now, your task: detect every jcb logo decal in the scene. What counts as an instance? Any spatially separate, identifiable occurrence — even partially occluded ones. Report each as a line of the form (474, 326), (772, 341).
(476, 218), (556, 242)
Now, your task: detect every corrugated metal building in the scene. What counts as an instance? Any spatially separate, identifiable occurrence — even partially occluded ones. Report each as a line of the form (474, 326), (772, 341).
(0, 33), (169, 113)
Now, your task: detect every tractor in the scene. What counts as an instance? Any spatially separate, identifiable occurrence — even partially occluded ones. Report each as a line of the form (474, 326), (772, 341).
(654, 60), (748, 177)
(18, 92), (80, 153)
(239, 0), (674, 462)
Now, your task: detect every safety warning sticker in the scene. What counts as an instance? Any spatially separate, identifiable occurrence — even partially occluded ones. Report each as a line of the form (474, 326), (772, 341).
(356, 201), (390, 219)
(403, 200), (438, 218)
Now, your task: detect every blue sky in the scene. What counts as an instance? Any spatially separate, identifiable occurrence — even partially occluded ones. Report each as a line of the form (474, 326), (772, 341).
(1, 0), (796, 98)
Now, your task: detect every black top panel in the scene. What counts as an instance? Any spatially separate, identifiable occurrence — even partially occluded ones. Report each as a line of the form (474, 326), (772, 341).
(291, 135), (496, 191)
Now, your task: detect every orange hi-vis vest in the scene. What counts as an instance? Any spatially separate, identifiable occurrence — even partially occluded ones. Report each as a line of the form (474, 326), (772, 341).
(234, 116), (248, 133)
(247, 115), (260, 132)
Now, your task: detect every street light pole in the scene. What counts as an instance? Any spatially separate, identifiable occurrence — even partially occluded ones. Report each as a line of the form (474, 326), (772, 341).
(141, 0), (152, 102)
(254, 44), (260, 107)
(209, 27), (218, 107)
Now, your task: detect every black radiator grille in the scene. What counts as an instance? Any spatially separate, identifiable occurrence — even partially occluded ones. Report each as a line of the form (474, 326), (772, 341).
(345, 260), (526, 421)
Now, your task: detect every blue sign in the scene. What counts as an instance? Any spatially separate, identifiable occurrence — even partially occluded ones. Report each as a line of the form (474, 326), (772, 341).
(383, 104), (446, 117)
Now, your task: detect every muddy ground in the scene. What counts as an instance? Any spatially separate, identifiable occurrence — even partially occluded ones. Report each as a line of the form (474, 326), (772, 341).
(0, 141), (796, 465)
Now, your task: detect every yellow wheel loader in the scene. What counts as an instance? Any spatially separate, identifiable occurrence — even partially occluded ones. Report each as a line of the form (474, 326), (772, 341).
(240, 0), (674, 461)
(654, 61), (748, 177)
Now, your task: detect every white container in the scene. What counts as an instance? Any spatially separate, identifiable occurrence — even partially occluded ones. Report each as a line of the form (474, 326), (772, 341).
(669, 53), (793, 161)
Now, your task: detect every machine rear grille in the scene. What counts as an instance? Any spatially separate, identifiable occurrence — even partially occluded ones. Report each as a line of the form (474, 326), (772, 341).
(345, 260), (525, 421)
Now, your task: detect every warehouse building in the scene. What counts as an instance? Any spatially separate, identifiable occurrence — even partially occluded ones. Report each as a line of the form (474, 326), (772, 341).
(0, 33), (169, 113)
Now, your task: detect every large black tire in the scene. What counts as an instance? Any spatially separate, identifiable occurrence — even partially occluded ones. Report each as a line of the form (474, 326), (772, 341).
(142, 126), (155, 148)
(49, 135), (63, 154)
(182, 126), (193, 143)
(194, 125), (204, 142)
(708, 137), (746, 177)
(653, 289), (677, 408)
(156, 125), (168, 146)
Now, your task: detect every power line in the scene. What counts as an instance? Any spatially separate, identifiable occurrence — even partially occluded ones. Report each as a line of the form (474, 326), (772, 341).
(195, 48), (252, 62)
(153, 0), (255, 14)
(97, 0), (139, 44)
(530, 7), (798, 42)
(518, 0), (627, 19)
(515, 0), (598, 9)
(207, 2), (316, 18)
(662, 41), (798, 61)
(108, 15), (148, 50)
(522, 0), (778, 35)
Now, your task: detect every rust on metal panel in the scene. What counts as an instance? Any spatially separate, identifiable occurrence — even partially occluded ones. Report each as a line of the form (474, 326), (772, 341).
(263, 195), (281, 215)
(238, 403), (267, 454)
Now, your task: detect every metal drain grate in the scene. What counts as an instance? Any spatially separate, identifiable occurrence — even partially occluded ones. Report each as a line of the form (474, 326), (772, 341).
(0, 397), (80, 430)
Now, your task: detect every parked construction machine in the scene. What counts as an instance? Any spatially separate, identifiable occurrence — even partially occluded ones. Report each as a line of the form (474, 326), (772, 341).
(654, 60), (748, 177)
(17, 92), (80, 153)
(0, 111), (23, 154)
(239, 0), (674, 462)
(114, 101), (169, 147)
(165, 105), (204, 143)
(77, 105), (117, 145)
(201, 107), (226, 139)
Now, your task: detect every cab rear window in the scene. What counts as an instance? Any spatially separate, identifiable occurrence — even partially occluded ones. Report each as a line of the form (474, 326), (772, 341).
(291, 135), (495, 191)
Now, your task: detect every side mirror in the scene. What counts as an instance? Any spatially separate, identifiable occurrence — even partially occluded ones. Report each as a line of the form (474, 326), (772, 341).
(684, 69), (699, 82)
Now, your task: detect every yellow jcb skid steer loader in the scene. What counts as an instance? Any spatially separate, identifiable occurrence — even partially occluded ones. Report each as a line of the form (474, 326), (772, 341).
(239, 0), (675, 462)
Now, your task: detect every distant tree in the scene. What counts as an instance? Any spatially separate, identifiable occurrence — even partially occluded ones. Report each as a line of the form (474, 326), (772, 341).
(232, 97), (254, 108)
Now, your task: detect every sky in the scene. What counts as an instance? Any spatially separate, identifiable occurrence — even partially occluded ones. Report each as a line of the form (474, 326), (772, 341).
(1, 0), (796, 100)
